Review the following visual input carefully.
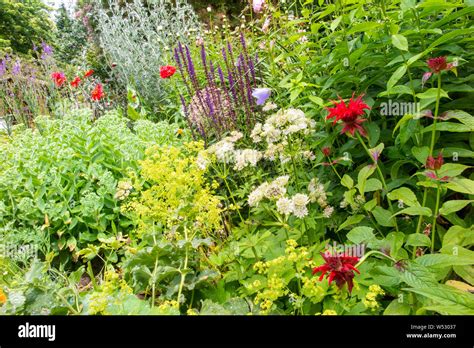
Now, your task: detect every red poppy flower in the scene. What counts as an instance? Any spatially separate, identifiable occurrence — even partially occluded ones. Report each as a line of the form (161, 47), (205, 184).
(326, 94), (370, 137)
(91, 83), (105, 101)
(425, 152), (443, 170)
(70, 76), (81, 88)
(160, 65), (176, 79)
(51, 72), (66, 87)
(312, 252), (360, 293)
(84, 69), (94, 78)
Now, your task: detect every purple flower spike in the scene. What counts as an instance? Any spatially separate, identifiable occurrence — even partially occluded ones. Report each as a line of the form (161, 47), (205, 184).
(12, 60), (21, 75)
(252, 88), (271, 105)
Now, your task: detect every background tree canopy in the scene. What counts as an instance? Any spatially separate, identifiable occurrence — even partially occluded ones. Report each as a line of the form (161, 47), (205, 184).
(0, 0), (55, 56)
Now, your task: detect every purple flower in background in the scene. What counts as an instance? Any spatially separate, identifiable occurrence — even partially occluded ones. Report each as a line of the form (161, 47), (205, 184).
(0, 59), (6, 77)
(12, 60), (21, 75)
(252, 88), (271, 105)
(41, 42), (53, 59)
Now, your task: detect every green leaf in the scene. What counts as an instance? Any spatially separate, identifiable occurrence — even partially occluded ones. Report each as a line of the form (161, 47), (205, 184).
(341, 174), (354, 189)
(372, 206), (396, 227)
(439, 200), (473, 216)
(337, 214), (365, 232)
(357, 165), (376, 194)
(393, 113), (413, 135)
(393, 206), (432, 217)
(411, 146), (429, 164)
(444, 178), (474, 195)
(346, 22), (383, 35)
(443, 225), (474, 247)
(347, 226), (376, 244)
(443, 110), (474, 130)
(387, 187), (420, 207)
(391, 34), (408, 51)
(405, 234), (431, 247)
(417, 253), (474, 268)
(379, 85), (413, 98)
(403, 284), (474, 315)
(453, 265), (474, 286)
(387, 65), (407, 91)
(308, 95), (324, 107)
(423, 122), (472, 133)
(437, 163), (470, 178)
(364, 178), (382, 192)
(384, 299), (411, 315)
(416, 88), (449, 100)
(401, 262), (437, 288)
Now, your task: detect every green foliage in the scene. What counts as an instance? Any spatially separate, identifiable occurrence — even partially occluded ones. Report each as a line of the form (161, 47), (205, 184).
(0, 108), (187, 267)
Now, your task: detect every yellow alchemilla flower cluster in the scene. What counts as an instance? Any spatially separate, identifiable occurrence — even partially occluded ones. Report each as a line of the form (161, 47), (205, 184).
(363, 284), (385, 310)
(88, 269), (133, 315)
(322, 309), (338, 315)
(252, 239), (325, 314)
(121, 141), (222, 237)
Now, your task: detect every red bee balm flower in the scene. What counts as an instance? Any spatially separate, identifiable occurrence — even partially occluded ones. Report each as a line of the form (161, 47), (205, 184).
(84, 69), (94, 78)
(51, 72), (66, 87)
(322, 146), (331, 157)
(425, 152), (443, 170)
(70, 76), (81, 88)
(426, 57), (451, 74)
(160, 65), (176, 79)
(91, 83), (105, 101)
(312, 252), (360, 293)
(326, 94), (370, 137)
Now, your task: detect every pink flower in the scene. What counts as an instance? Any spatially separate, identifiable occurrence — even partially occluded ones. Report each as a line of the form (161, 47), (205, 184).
(253, 0), (265, 13)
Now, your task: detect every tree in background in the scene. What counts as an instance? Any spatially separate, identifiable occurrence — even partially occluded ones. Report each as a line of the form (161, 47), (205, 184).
(0, 0), (55, 56)
(54, 4), (88, 66)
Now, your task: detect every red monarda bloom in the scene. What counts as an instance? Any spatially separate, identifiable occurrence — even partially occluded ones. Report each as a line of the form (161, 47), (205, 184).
(91, 83), (105, 101)
(51, 72), (66, 87)
(84, 69), (94, 78)
(427, 57), (449, 74)
(322, 146), (331, 157)
(425, 152), (443, 170)
(326, 94), (370, 137)
(159, 65), (176, 79)
(70, 76), (81, 88)
(312, 252), (360, 293)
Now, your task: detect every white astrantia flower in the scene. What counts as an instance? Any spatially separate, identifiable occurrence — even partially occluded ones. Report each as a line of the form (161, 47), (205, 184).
(228, 131), (243, 143)
(276, 196), (294, 215)
(234, 149), (262, 171)
(292, 193), (309, 208)
(208, 140), (235, 163)
(323, 205), (334, 218)
(196, 151), (209, 170)
(293, 205), (309, 218)
(248, 183), (268, 207)
(262, 101), (277, 112)
(250, 122), (263, 143)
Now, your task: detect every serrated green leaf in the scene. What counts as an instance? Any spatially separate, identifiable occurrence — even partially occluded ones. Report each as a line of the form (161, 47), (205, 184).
(347, 226), (376, 244)
(439, 200), (473, 216)
(387, 187), (420, 207)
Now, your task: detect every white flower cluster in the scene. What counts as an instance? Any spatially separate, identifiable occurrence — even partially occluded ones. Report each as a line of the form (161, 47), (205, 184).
(248, 175), (310, 219)
(207, 131), (243, 163)
(234, 149), (263, 171)
(251, 108), (315, 144)
(275, 193), (310, 218)
(248, 175), (290, 207)
(207, 131), (263, 171)
(308, 178), (334, 218)
(250, 108), (315, 163)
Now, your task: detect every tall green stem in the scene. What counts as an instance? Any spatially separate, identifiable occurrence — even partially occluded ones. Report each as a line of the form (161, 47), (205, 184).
(414, 73), (442, 255)
(431, 183), (441, 253)
(356, 133), (399, 232)
(177, 226), (189, 304)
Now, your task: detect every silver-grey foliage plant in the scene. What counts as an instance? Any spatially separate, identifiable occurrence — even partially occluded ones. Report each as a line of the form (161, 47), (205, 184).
(95, 0), (201, 107)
